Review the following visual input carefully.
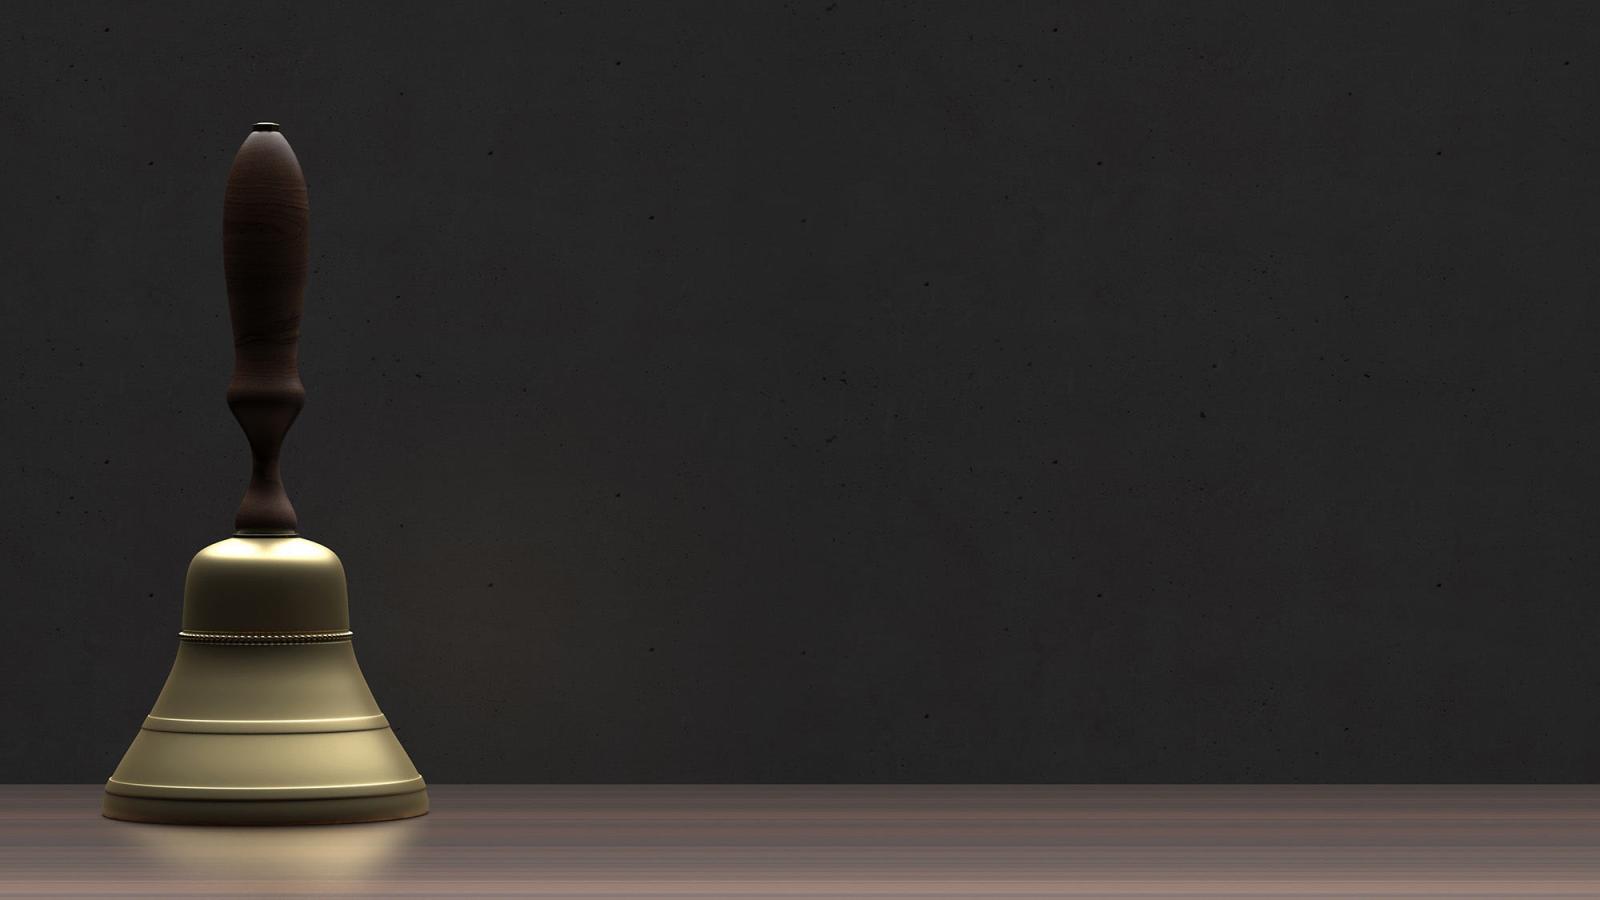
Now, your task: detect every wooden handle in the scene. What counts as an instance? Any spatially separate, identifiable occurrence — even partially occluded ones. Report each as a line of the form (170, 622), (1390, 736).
(223, 123), (308, 534)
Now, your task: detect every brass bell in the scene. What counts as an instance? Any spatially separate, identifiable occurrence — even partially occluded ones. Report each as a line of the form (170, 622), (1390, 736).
(103, 124), (428, 825)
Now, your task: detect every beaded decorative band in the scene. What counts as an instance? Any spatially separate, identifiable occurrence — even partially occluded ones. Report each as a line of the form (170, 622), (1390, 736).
(178, 630), (354, 645)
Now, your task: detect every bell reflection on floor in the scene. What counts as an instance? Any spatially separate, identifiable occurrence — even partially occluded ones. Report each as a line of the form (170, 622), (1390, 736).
(112, 816), (421, 882)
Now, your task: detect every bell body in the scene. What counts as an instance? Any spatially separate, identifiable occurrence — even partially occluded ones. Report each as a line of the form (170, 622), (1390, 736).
(104, 537), (428, 824)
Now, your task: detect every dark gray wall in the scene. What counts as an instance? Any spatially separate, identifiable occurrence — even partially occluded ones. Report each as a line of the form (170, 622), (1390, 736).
(5, 1), (1600, 783)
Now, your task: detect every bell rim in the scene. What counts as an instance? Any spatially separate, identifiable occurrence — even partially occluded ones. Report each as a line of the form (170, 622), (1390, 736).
(101, 787), (429, 826)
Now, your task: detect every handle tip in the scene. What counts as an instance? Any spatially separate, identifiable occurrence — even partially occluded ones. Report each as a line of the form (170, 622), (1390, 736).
(252, 122), (281, 132)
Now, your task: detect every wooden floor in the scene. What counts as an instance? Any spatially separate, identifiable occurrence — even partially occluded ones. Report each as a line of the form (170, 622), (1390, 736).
(5, 785), (1600, 897)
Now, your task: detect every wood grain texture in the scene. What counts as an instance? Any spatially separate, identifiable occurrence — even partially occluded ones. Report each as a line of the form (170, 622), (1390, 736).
(6, 785), (1600, 897)
(223, 123), (308, 534)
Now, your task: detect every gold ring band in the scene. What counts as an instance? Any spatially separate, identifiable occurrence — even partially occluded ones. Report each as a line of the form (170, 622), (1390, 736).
(178, 630), (354, 644)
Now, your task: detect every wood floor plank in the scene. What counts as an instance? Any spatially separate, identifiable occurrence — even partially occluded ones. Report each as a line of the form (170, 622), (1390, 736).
(3, 785), (1600, 896)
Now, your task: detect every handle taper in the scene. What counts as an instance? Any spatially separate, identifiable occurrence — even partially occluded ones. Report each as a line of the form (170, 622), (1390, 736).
(223, 123), (308, 534)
